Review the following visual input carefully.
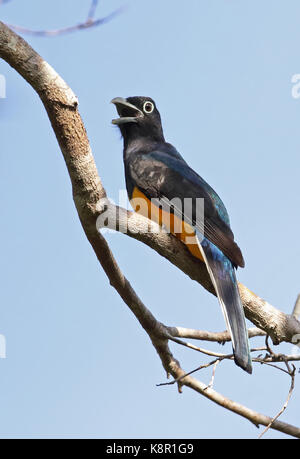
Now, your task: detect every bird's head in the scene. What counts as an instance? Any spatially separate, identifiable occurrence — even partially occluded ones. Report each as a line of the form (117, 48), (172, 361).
(111, 96), (164, 145)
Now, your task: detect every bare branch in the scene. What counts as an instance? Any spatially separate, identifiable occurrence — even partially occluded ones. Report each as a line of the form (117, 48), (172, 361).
(167, 334), (231, 358)
(206, 360), (219, 390)
(4, 4), (124, 37)
(258, 365), (296, 438)
(87, 0), (99, 22)
(154, 342), (300, 438)
(166, 326), (265, 342)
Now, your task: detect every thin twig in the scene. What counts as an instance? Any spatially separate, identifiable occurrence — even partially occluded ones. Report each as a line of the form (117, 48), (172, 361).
(167, 334), (229, 358)
(258, 365), (296, 439)
(6, 6), (124, 37)
(204, 360), (220, 390)
(158, 344), (299, 388)
(167, 326), (265, 342)
(156, 357), (222, 387)
(169, 333), (300, 364)
(87, 0), (99, 22)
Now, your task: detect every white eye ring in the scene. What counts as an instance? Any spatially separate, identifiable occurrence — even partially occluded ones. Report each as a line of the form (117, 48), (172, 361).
(143, 101), (154, 114)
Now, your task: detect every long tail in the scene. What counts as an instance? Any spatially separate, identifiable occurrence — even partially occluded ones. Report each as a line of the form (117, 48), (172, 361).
(197, 235), (252, 374)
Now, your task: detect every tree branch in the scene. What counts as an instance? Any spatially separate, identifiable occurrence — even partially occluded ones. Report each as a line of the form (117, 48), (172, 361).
(166, 326), (265, 342)
(2, 1), (124, 37)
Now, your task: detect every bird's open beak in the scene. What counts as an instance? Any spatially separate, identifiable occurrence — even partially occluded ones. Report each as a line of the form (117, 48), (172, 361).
(111, 97), (144, 125)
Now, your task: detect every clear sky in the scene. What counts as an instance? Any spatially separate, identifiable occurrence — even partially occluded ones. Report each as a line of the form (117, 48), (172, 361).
(0, 0), (299, 439)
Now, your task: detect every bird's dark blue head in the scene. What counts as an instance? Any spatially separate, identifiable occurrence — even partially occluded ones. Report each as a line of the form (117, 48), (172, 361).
(111, 96), (165, 147)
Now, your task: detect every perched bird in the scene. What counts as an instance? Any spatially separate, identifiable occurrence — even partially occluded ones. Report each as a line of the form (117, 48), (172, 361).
(111, 96), (252, 374)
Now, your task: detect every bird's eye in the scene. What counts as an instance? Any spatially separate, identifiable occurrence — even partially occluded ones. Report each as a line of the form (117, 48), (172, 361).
(143, 101), (154, 114)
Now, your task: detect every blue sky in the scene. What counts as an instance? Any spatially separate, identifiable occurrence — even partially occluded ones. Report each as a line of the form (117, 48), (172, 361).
(0, 0), (299, 439)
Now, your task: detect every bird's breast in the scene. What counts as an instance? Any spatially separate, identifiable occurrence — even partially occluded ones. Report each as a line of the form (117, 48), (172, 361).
(130, 186), (204, 262)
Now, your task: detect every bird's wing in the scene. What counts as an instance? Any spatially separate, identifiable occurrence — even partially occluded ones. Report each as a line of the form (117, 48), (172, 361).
(127, 148), (244, 268)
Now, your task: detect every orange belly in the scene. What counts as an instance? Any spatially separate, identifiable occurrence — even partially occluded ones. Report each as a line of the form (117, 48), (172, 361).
(130, 187), (204, 262)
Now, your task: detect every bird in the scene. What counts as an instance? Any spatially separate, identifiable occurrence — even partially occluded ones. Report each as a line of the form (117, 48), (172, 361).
(111, 96), (252, 374)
